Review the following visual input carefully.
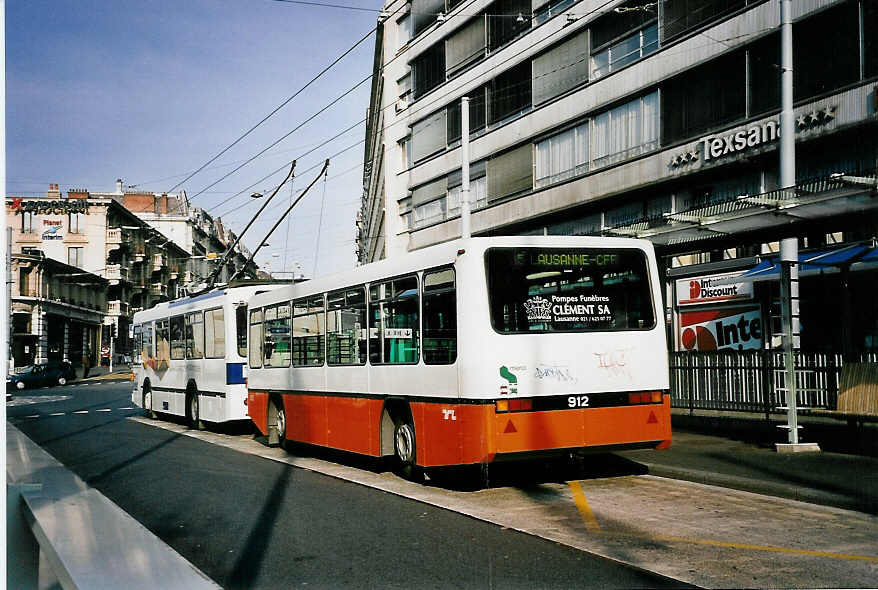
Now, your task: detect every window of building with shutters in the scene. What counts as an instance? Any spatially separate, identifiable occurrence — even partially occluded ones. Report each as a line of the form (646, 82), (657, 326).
(446, 88), (487, 144)
(445, 16), (486, 78)
(488, 61), (532, 124)
(533, 29), (588, 106)
(487, 0), (531, 52)
(590, 8), (657, 80)
(487, 144), (533, 203)
(534, 120), (589, 188)
(412, 42), (445, 99)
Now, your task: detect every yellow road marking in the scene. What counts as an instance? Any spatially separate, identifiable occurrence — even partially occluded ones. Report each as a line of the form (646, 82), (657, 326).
(568, 480), (601, 532)
(569, 480), (878, 563)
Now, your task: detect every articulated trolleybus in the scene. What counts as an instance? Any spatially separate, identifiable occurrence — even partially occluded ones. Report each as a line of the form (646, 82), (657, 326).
(246, 236), (671, 476)
(131, 284), (279, 428)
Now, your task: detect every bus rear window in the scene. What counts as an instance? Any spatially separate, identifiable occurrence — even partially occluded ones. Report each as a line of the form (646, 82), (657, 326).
(486, 247), (655, 333)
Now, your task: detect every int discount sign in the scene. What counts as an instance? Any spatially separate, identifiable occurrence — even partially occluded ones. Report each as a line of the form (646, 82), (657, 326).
(676, 272), (753, 307)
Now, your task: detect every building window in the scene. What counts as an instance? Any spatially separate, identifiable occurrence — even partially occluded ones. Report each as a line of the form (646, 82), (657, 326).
(446, 88), (487, 144)
(67, 246), (84, 268)
(661, 51), (745, 145)
(412, 0), (445, 38)
(412, 40), (445, 99)
(445, 16), (486, 77)
(327, 287), (367, 365)
(397, 73), (412, 101)
(69, 212), (85, 234)
(747, 33), (780, 116)
(21, 212), (35, 233)
(591, 23), (658, 79)
(397, 13), (412, 52)
(793, 1), (859, 102)
(369, 276), (419, 364)
(411, 176), (447, 228)
(592, 91), (659, 168)
(487, 0), (531, 52)
(447, 161), (487, 215)
(662, 0), (747, 43)
(423, 267), (457, 365)
(533, 29), (589, 105)
(534, 121), (589, 188)
(411, 109), (447, 163)
(400, 135), (412, 169)
(533, 0), (576, 26)
(487, 143), (533, 202)
(866, 2), (878, 78)
(488, 61), (532, 124)
(263, 303), (292, 368)
(293, 296), (325, 366)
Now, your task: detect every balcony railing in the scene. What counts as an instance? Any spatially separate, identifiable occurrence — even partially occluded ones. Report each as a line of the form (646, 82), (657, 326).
(152, 253), (165, 271)
(106, 229), (122, 247)
(107, 300), (130, 316)
(149, 283), (167, 297)
(105, 265), (129, 283)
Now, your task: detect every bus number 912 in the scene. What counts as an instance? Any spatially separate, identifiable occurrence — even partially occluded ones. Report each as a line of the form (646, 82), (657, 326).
(568, 395), (590, 408)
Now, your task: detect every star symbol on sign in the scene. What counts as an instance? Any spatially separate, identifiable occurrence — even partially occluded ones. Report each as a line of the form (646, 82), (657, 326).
(809, 111), (820, 124)
(671, 155), (681, 167)
(821, 105), (836, 121)
(688, 150), (699, 162)
(796, 114), (808, 129)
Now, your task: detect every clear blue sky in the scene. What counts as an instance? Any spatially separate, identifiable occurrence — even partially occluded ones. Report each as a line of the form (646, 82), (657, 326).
(7, 0), (380, 277)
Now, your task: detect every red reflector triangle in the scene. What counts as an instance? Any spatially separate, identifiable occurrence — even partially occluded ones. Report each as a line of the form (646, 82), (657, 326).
(647, 411), (658, 424)
(504, 420), (517, 433)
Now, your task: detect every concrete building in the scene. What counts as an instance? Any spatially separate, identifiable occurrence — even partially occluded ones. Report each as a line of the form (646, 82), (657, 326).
(361, 0), (878, 355)
(10, 252), (107, 370)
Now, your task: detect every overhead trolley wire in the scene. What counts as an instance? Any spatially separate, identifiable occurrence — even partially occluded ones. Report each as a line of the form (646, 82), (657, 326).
(166, 24), (377, 196)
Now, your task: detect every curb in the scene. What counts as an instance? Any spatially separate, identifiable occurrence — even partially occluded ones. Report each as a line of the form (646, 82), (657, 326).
(640, 461), (876, 515)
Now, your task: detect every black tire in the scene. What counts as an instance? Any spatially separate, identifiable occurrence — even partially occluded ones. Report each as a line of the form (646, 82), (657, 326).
(271, 397), (289, 450)
(188, 391), (204, 430)
(142, 385), (157, 419)
(57, 376), (67, 386)
(393, 415), (423, 482)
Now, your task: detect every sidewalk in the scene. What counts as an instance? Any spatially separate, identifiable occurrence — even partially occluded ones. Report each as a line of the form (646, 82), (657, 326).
(78, 363), (133, 382)
(617, 410), (878, 514)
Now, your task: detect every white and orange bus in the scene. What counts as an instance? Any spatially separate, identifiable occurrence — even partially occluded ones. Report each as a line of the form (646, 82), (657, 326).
(245, 236), (671, 479)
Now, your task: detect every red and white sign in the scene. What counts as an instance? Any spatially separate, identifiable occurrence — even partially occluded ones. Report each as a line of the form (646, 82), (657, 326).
(676, 272), (753, 306)
(679, 307), (763, 351)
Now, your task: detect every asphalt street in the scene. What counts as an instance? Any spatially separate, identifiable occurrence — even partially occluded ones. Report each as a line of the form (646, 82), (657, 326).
(7, 381), (686, 589)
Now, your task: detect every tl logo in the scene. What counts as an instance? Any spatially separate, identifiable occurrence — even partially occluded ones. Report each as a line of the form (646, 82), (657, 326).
(442, 408), (457, 421)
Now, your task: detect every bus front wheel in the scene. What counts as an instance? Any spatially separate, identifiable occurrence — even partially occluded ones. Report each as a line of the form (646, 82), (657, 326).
(143, 386), (156, 419)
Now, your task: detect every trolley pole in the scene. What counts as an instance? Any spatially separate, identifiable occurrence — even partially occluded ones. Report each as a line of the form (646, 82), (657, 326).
(777, 0), (818, 452)
(460, 96), (471, 240)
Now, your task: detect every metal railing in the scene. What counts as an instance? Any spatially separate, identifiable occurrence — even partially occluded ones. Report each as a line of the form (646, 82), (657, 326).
(670, 351), (878, 414)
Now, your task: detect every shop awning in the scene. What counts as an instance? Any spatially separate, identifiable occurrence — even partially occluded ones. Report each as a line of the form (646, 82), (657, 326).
(734, 243), (877, 283)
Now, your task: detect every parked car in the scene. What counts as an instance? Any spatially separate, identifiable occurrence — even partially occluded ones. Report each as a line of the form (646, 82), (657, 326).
(6, 361), (76, 390)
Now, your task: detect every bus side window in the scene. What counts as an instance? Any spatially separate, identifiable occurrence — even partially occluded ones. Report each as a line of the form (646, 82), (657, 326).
(204, 308), (226, 359)
(264, 303), (291, 368)
(293, 296), (325, 367)
(248, 309), (263, 368)
(170, 316), (186, 360)
(143, 322), (154, 363)
(423, 267), (457, 365)
(327, 287), (366, 366)
(236, 305), (247, 358)
(156, 319), (170, 366)
(133, 324), (143, 364)
(185, 312), (204, 359)
(369, 275), (419, 365)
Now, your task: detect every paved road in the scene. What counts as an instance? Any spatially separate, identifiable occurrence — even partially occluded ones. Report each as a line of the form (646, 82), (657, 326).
(8, 382), (684, 589)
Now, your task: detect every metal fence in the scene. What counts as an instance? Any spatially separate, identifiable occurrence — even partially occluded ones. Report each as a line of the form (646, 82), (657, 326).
(669, 351), (878, 415)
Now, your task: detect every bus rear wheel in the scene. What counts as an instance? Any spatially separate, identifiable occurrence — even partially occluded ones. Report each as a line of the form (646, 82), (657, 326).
(188, 392), (204, 430)
(269, 397), (289, 450)
(143, 386), (156, 419)
(393, 417), (423, 482)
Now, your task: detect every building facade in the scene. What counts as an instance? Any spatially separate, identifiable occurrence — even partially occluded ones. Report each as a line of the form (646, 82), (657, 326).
(361, 0), (878, 355)
(10, 252), (107, 369)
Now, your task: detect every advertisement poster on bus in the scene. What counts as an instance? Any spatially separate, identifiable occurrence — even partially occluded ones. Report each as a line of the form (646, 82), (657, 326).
(676, 272), (753, 306)
(679, 307), (763, 351)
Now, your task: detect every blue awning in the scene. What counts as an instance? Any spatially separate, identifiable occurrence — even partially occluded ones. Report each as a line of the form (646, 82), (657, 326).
(736, 243), (877, 282)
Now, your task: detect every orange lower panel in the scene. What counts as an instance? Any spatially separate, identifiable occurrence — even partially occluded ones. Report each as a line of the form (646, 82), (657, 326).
(249, 392), (672, 468)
